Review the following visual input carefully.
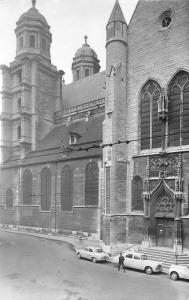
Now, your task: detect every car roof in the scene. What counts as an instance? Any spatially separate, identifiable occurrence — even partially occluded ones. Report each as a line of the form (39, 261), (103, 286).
(87, 246), (102, 250)
(125, 251), (143, 256)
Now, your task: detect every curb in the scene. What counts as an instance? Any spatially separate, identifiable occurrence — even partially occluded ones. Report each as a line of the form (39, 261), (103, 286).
(0, 228), (78, 251)
(0, 228), (170, 275)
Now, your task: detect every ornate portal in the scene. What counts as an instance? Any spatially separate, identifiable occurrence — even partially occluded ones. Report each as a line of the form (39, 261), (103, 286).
(156, 196), (176, 213)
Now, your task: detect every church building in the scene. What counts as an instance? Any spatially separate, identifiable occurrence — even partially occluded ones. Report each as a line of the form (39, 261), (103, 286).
(1, 0), (189, 254)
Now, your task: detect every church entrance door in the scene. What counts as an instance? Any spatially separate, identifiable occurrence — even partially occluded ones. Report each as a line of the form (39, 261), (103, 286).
(156, 218), (174, 248)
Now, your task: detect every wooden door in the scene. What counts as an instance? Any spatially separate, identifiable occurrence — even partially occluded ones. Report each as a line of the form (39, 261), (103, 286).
(156, 218), (174, 247)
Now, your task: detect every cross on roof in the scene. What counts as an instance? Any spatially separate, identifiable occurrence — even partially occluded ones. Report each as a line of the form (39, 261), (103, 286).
(32, 0), (36, 8)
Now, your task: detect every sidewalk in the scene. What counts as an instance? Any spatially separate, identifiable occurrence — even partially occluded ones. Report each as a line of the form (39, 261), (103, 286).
(0, 224), (103, 252)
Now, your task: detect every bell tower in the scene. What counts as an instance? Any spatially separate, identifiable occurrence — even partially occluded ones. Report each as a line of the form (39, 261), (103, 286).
(0, 0), (59, 162)
(15, 0), (52, 62)
(72, 36), (100, 82)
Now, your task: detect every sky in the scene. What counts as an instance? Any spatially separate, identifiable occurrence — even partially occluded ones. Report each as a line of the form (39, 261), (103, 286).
(0, 0), (139, 83)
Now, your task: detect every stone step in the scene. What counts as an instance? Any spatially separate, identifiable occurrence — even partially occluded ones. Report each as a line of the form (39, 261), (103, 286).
(139, 248), (187, 256)
(138, 248), (189, 268)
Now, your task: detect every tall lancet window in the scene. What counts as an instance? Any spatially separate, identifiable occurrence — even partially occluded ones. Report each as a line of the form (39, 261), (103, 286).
(61, 165), (73, 212)
(23, 169), (33, 205)
(168, 71), (189, 146)
(85, 162), (99, 206)
(140, 80), (162, 150)
(41, 167), (51, 211)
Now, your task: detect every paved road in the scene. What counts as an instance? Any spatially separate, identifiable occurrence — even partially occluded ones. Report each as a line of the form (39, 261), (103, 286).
(0, 230), (188, 300)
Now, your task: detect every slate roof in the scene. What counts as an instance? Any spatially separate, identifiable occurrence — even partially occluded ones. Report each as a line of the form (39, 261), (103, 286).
(108, 0), (126, 24)
(15, 113), (104, 166)
(62, 71), (106, 109)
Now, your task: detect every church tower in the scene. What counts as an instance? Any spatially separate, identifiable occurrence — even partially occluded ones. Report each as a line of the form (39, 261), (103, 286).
(15, 0), (52, 62)
(72, 36), (100, 82)
(103, 0), (128, 246)
(0, 0), (60, 162)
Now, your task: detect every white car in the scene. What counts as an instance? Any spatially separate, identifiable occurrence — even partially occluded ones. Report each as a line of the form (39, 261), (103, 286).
(76, 246), (109, 263)
(112, 251), (162, 275)
(169, 264), (189, 280)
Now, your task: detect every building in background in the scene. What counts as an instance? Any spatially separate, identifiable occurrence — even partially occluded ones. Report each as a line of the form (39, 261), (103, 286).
(0, 0), (189, 254)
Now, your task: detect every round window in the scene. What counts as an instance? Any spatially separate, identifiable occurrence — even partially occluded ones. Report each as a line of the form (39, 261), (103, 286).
(160, 10), (172, 28)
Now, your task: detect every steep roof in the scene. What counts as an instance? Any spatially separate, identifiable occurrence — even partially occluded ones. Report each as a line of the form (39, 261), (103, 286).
(62, 71), (105, 109)
(37, 113), (104, 150)
(19, 114), (104, 166)
(108, 0), (126, 24)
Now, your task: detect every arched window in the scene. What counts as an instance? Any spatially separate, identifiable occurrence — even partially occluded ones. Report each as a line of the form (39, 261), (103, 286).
(42, 38), (46, 50)
(17, 125), (21, 139)
(85, 69), (89, 77)
(61, 165), (73, 211)
(17, 70), (22, 84)
(6, 188), (13, 209)
(18, 98), (21, 111)
(41, 167), (51, 211)
(19, 36), (23, 48)
(76, 70), (80, 81)
(132, 176), (143, 211)
(22, 169), (33, 205)
(140, 80), (161, 150)
(29, 35), (35, 48)
(85, 162), (99, 206)
(168, 71), (189, 146)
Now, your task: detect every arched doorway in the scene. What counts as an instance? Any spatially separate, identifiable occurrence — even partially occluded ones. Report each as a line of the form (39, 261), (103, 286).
(150, 181), (175, 248)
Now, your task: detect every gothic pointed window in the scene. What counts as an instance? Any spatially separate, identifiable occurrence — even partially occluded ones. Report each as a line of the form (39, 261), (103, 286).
(41, 167), (51, 211)
(61, 165), (73, 211)
(6, 188), (13, 209)
(132, 176), (143, 211)
(140, 80), (162, 150)
(22, 169), (33, 205)
(168, 71), (189, 146)
(85, 162), (99, 206)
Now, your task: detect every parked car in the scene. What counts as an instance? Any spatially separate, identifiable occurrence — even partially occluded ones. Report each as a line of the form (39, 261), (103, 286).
(111, 251), (162, 275)
(76, 246), (109, 263)
(169, 264), (189, 280)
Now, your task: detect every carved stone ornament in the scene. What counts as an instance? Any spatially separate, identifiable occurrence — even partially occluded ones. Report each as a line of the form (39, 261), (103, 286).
(142, 192), (150, 201)
(156, 196), (176, 213)
(150, 154), (179, 177)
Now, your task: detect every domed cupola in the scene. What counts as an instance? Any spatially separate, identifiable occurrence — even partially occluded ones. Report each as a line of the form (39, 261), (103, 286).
(15, 0), (52, 62)
(72, 36), (100, 82)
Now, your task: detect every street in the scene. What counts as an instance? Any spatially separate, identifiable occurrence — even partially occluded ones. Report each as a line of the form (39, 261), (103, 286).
(0, 230), (188, 300)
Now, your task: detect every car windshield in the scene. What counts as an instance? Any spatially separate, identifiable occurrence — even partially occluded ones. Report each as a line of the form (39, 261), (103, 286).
(141, 255), (148, 260)
(95, 249), (103, 253)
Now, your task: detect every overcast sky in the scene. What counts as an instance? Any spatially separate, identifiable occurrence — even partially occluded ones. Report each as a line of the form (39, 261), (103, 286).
(0, 0), (138, 83)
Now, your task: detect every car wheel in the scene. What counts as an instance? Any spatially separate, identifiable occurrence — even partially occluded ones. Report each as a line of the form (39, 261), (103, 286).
(77, 253), (81, 259)
(92, 257), (97, 263)
(170, 271), (179, 281)
(145, 266), (153, 275)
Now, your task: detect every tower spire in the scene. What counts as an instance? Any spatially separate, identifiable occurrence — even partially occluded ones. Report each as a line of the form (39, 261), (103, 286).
(32, 0), (36, 8)
(108, 0), (126, 24)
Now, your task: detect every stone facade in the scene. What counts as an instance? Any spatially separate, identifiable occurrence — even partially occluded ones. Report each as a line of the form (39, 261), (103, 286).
(1, 0), (189, 251)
